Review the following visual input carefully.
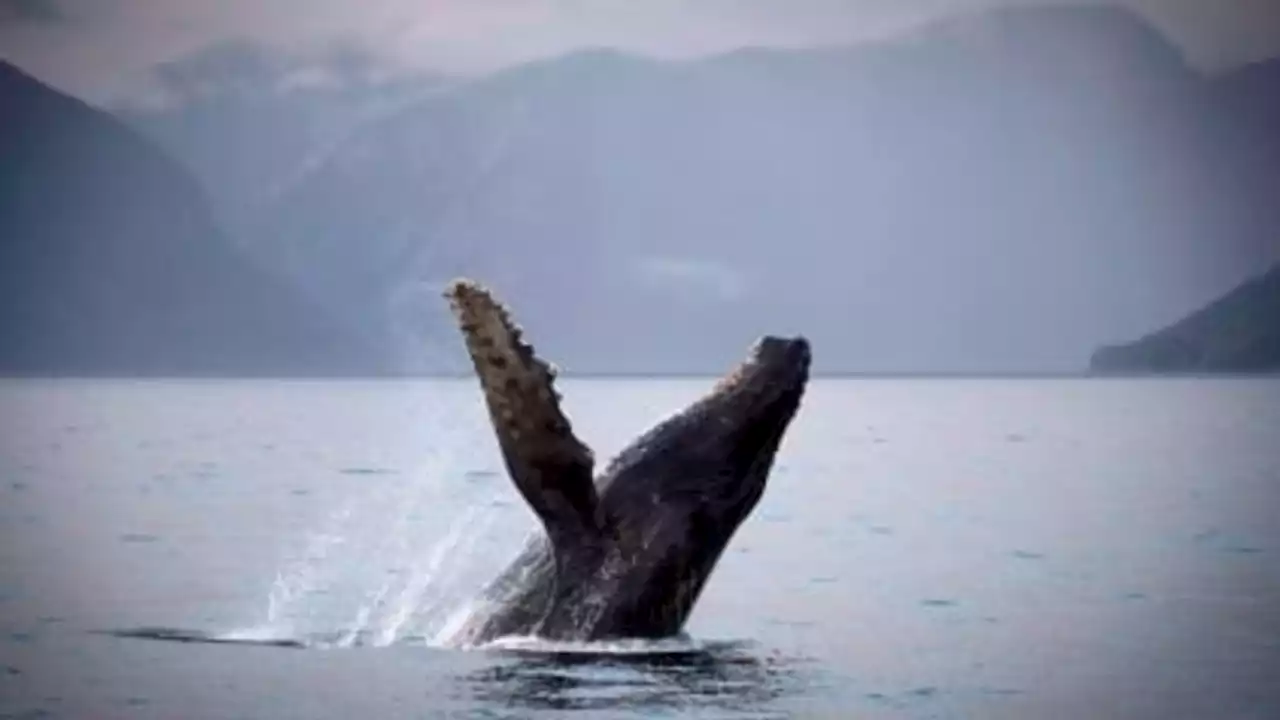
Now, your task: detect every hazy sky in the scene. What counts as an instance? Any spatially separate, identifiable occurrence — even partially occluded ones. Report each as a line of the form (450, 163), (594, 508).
(2, 0), (1279, 99)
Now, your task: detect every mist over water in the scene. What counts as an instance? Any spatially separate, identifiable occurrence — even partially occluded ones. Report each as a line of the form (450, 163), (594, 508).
(1, 378), (1279, 719)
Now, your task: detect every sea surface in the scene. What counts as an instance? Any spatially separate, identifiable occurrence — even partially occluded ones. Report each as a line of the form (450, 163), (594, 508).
(0, 378), (1278, 719)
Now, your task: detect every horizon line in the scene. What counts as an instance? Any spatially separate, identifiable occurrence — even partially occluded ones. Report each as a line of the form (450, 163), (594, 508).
(2, 371), (1277, 382)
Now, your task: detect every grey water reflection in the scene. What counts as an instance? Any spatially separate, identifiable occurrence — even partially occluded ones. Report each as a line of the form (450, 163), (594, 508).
(464, 642), (812, 715)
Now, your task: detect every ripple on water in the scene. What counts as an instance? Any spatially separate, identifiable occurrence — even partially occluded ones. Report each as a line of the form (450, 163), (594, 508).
(1224, 545), (1265, 555)
(909, 686), (939, 698)
(338, 468), (398, 477)
(1192, 528), (1266, 556)
(862, 687), (943, 711)
(461, 638), (812, 716)
(119, 533), (160, 544)
(981, 687), (1024, 697)
(1010, 550), (1045, 560)
(102, 627), (309, 649)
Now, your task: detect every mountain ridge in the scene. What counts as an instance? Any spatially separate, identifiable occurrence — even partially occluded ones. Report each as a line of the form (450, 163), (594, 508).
(0, 61), (383, 376)
(1090, 264), (1280, 374)
(16, 4), (1280, 375)
(233, 5), (1275, 374)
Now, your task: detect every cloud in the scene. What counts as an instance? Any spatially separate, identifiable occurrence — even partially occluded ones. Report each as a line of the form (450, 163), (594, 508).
(1129, 0), (1280, 70)
(149, 40), (283, 96)
(0, 0), (65, 24)
(1, 0), (1278, 101)
(634, 257), (749, 302)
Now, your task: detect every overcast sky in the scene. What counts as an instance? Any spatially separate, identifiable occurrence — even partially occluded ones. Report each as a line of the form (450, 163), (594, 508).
(2, 0), (1279, 99)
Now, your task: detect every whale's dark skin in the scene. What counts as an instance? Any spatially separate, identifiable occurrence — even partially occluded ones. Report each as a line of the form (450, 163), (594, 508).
(444, 279), (810, 643)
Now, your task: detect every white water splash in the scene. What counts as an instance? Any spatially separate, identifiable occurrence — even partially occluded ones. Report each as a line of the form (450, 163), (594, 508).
(237, 438), (529, 649)
(481, 633), (706, 656)
(373, 502), (497, 646)
(262, 504), (355, 636)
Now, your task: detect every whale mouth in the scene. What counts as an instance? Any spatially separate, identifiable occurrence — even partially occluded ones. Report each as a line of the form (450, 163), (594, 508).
(705, 335), (811, 420)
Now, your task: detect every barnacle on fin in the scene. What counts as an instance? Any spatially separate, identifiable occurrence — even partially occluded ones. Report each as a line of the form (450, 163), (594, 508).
(444, 277), (601, 544)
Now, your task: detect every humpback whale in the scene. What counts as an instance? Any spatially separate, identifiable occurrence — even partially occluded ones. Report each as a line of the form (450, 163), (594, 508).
(445, 279), (810, 643)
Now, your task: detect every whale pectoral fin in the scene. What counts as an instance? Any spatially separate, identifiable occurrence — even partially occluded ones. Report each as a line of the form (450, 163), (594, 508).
(445, 279), (603, 550)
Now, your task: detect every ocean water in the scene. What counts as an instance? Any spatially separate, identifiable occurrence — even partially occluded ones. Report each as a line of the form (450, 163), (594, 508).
(0, 377), (1278, 719)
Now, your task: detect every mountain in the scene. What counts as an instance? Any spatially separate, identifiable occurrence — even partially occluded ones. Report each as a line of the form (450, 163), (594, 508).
(1085, 55), (1280, 375)
(1090, 264), (1280, 373)
(126, 6), (1280, 374)
(0, 61), (382, 376)
(112, 41), (447, 231)
(1211, 56), (1280, 263)
(1215, 57), (1280, 174)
